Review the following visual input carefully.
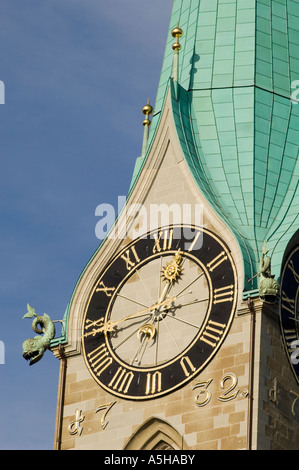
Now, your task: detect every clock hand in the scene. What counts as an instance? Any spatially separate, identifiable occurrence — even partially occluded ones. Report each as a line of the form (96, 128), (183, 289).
(132, 320), (156, 365)
(83, 294), (178, 338)
(175, 296), (209, 308)
(84, 291), (202, 338)
(157, 279), (172, 304)
(136, 251), (184, 365)
(156, 249), (184, 304)
(85, 252), (185, 338)
(112, 295), (177, 327)
(87, 295), (177, 335)
(132, 290), (195, 366)
(161, 249), (183, 286)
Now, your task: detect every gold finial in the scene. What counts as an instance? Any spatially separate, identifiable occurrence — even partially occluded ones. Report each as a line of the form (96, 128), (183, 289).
(171, 22), (183, 51)
(140, 99), (153, 157)
(142, 99), (153, 126)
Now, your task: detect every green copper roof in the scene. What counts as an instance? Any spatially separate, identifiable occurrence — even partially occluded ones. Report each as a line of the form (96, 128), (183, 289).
(131, 0), (299, 290)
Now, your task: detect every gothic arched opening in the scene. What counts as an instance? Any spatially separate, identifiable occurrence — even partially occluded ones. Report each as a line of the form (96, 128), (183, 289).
(124, 417), (186, 451)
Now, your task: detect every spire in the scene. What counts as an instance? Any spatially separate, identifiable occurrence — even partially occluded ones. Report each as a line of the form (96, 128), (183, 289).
(137, 0), (299, 288)
(140, 99), (153, 158)
(171, 22), (183, 99)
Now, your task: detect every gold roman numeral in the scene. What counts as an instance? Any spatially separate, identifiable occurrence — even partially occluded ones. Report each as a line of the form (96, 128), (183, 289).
(153, 228), (173, 253)
(145, 371), (162, 395)
(281, 291), (295, 316)
(288, 260), (299, 283)
(284, 329), (298, 355)
(207, 251), (228, 272)
(87, 344), (113, 376)
(108, 367), (134, 394)
(187, 230), (201, 252)
(96, 281), (115, 297)
(180, 356), (196, 377)
(120, 246), (140, 271)
(213, 285), (234, 304)
(200, 320), (226, 348)
(84, 318), (105, 337)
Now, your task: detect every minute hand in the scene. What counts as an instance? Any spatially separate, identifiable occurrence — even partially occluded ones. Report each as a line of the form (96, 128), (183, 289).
(101, 296), (176, 333)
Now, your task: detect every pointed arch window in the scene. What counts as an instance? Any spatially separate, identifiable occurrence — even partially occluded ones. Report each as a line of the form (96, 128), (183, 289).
(124, 417), (186, 451)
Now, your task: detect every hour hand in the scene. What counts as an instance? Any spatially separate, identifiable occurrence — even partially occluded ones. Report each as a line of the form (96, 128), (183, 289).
(157, 250), (184, 303)
(83, 317), (129, 337)
(103, 296), (177, 332)
(83, 296), (177, 337)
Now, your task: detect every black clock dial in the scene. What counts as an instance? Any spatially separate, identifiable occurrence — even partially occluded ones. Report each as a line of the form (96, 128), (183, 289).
(82, 225), (238, 400)
(280, 245), (299, 384)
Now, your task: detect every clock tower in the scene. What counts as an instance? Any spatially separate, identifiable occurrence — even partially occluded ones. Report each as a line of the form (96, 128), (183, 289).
(50, 1), (299, 450)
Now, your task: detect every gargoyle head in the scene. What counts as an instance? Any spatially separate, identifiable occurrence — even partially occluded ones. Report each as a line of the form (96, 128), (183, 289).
(22, 338), (45, 366)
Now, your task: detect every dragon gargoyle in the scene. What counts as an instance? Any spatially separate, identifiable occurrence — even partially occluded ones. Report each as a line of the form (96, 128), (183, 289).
(22, 304), (55, 365)
(259, 242), (279, 304)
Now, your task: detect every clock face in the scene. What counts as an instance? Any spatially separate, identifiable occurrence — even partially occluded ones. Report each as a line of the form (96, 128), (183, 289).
(82, 225), (238, 400)
(280, 245), (299, 384)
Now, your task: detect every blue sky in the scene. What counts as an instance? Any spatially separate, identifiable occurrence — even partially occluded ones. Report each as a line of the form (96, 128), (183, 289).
(0, 0), (173, 450)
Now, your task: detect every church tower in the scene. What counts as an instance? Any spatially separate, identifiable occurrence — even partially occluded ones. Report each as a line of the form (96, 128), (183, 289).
(50, 0), (299, 450)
